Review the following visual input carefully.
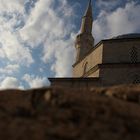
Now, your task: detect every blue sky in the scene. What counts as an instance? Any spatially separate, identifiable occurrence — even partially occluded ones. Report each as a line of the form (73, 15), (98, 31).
(0, 0), (140, 89)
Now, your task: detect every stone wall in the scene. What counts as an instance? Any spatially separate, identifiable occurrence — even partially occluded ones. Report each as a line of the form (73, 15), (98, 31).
(103, 39), (140, 63)
(49, 78), (101, 89)
(73, 44), (103, 77)
(100, 64), (140, 86)
(72, 38), (140, 87)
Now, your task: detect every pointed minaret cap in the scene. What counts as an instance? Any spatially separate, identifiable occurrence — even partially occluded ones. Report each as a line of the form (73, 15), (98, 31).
(84, 0), (93, 18)
(74, 0), (94, 62)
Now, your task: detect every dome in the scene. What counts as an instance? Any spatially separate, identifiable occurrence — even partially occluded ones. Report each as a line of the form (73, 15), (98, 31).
(112, 33), (140, 39)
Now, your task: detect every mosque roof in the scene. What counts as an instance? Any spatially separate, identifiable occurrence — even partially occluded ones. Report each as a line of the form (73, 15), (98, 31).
(112, 33), (140, 39)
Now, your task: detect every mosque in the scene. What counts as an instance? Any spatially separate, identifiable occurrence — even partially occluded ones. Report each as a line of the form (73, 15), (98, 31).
(49, 0), (140, 88)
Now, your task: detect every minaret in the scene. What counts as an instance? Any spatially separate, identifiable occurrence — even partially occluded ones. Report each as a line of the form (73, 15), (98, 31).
(75, 0), (94, 62)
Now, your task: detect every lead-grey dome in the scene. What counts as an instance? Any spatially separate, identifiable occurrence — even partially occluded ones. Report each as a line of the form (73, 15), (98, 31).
(112, 33), (140, 39)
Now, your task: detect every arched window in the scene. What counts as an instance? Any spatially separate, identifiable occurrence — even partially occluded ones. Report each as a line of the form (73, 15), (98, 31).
(130, 47), (138, 63)
(133, 75), (140, 84)
(83, 62), (88, 74)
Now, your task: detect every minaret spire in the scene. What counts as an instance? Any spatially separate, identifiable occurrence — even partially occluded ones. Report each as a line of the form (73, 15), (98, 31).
(81, 0), (93, 34)
(74, 0), (94, 62)
(84, 0), (92, 17)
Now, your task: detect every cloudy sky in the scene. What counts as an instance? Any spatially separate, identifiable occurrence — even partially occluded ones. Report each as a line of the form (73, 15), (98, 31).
(0, 0), (140, 89)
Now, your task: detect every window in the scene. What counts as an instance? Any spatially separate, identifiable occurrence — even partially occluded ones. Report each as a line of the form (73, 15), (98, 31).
(83, 62), (88, 74)
(130, 47), (138, 63)
(133, 75), (140, 84)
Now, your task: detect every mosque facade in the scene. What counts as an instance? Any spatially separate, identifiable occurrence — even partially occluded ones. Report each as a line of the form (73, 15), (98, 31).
(49, 0), (140, 88)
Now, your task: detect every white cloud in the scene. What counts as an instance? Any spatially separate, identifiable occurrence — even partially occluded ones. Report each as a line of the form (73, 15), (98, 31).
(20, 0), (75, 46)
(0, 0), (77, 89)
(20, 0), (62, 46)
(39, 68), (44, 73)
(0, 31), (34, 66)
(0, 43), (5, 58)
(0, 64), (19, 74)
(20, 0), (77, 77)
(97, 0), (121, 11)
(0, 77), (20, 89)
(0, 0), (24, 13)
(47, 35), (76, 77)
(0, 0), (34, 66)
(23, 74), (48, 88)
(93, 1), (140, 43)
